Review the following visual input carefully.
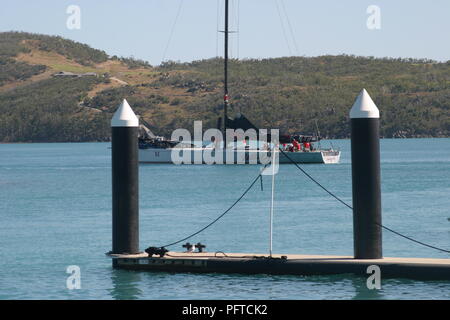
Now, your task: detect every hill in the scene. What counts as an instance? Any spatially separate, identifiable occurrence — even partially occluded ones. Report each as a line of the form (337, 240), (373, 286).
(0, 31), (449, 142)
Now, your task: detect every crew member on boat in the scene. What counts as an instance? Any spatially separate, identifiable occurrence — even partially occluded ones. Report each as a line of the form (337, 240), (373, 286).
(292, 139), (301, 152)
(303, 141), (310, 152)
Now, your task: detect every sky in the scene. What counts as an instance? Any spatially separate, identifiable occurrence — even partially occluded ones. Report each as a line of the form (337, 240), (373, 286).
(1, 0), (449, 65)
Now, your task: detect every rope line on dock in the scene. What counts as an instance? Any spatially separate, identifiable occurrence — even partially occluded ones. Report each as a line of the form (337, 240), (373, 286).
(279, 148), (450, 254)
(165, 252), (268, 259)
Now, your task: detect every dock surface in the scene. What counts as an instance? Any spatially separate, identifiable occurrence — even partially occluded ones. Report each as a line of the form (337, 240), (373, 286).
(111, 252), (450, 280)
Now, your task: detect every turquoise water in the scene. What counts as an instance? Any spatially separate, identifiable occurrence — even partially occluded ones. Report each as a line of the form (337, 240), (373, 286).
(0, 138), (449, 299)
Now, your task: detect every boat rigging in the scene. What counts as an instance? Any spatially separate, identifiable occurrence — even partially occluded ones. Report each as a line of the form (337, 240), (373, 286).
(137, 0), (340, 164)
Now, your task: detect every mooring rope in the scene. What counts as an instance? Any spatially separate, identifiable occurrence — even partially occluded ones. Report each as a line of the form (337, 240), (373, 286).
(279, 148), (450, 254)
(160, 165), (267, 248)
(156, 149), (449, 255)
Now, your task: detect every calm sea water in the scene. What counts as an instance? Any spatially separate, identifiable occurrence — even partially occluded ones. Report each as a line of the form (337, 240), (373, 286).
(0, 139), (449, 300)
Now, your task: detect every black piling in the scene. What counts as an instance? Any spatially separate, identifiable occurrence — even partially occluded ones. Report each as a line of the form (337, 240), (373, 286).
(111, 99), (140, 254)
(350, 89), (382, 259)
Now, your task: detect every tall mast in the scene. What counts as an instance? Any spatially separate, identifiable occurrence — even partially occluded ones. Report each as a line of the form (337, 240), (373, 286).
(223, 0), (229, 147)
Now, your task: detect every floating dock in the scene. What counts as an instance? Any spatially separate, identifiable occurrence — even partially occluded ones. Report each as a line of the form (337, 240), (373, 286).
(111, 252), (450, 281)
(108, 95), (450, 282)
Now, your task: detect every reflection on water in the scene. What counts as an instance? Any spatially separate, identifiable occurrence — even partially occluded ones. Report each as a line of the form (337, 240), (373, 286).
(109, 269), (143, 300)
(349, 276), (384, 300)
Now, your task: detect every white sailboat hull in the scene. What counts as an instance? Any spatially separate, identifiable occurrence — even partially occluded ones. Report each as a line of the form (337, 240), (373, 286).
(139, 148), (340, 164)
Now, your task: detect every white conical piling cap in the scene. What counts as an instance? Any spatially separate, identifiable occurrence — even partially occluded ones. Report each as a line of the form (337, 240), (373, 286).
(111, 99), (139, 127)
(350, 89), (380, 119)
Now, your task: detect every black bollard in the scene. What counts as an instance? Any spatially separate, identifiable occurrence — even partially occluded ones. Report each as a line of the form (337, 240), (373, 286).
(350, 89), (382, 259)
(111, 99), (140, 254)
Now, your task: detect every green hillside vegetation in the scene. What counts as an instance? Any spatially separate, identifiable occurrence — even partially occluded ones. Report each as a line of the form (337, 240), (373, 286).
(0, 77), (110, 142)
(0, 33), (47, 85)
(91, 56), (450, 138)
(0, 57), (46, 85)
(0, 31), (449, 142)
(114, 56), (152, 69)
(0, 31), (109, 65)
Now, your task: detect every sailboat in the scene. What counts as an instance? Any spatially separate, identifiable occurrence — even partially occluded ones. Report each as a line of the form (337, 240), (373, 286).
(138, 0), (341, 164)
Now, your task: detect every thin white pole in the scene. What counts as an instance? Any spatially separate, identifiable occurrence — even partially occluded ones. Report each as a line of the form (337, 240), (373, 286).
(269, 148), (276, 257)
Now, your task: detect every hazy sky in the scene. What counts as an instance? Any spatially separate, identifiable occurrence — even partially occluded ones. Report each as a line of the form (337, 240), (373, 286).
(1, 0), (449, 65)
